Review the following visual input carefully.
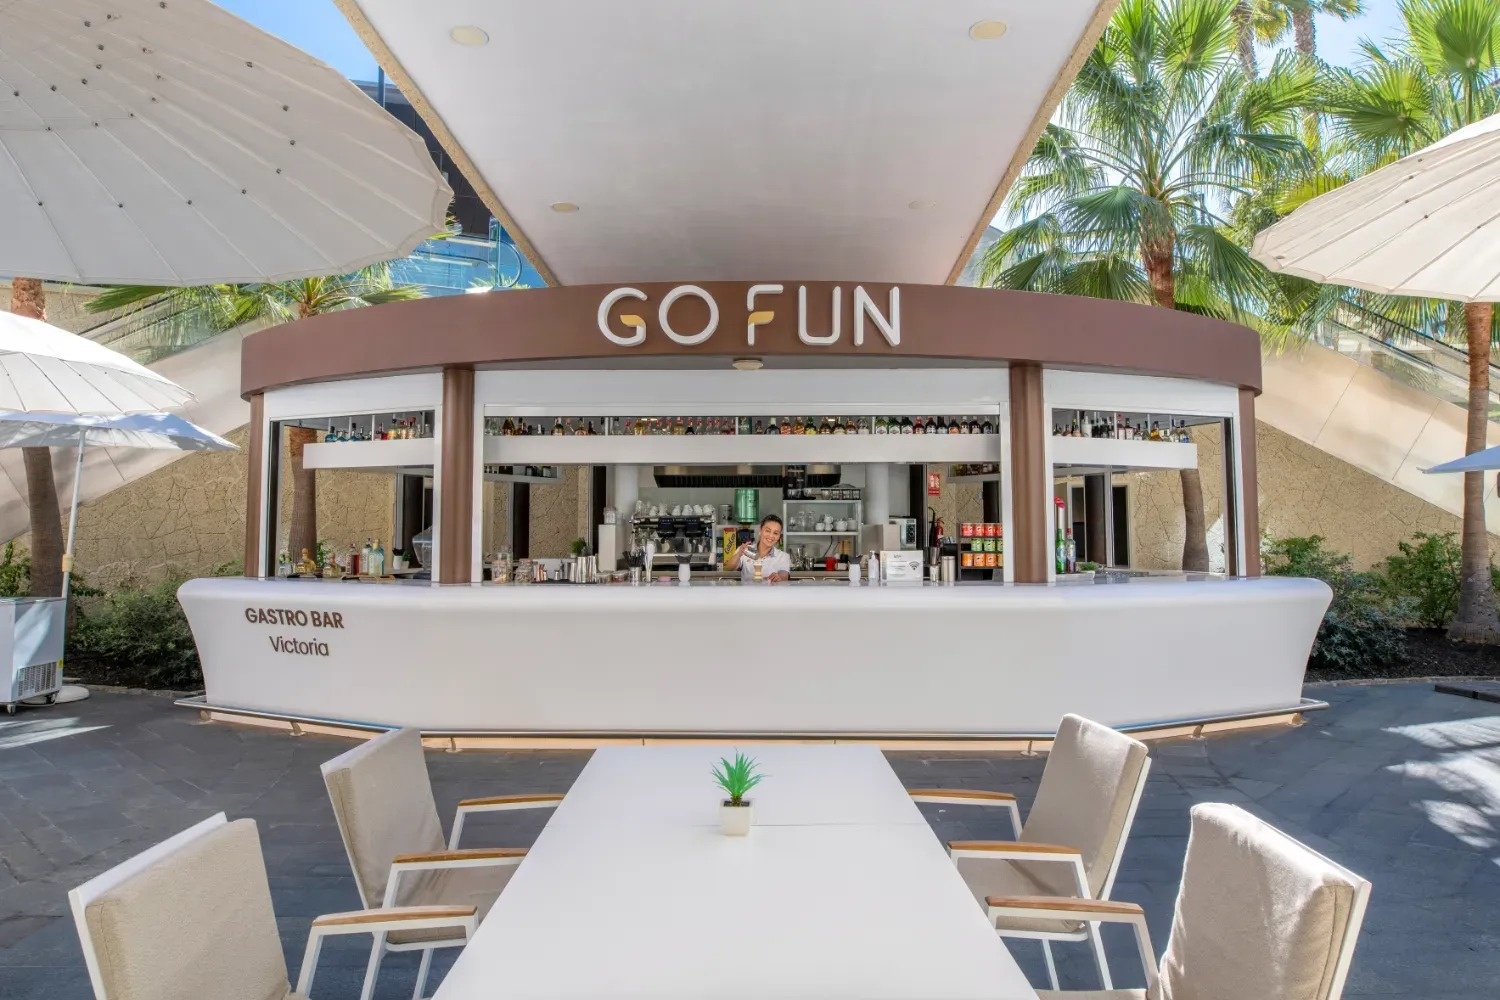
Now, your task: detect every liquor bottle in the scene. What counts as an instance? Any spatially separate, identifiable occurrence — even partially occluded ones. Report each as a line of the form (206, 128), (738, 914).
(845, 418), (857, 434)
(980, 418), (994, 435)
(968, 417), (981, 435)
(900, 416), (914, 435)
(1056, 526), (1066, 575)
(685, 419), (695, 435)
(1080, 412), (1092, 438)
(996, 526), (1004, 568)
(924, 418), (938, 435)
(325, 422), (336, 443)
(375, 422), (385, 441)
(818, 418), (831, 435)
(875, 415), (888, 435)
(362, 539), (374, 576)
(1065, 529), (1077, 574)
(551, 418), (565, 436)
(857, 417), (871, 434)
(779, 418), (791, 436)
(833, 419), (846, 435)
(805, 418), (818, 436)
(913, 417), (925, 434)
(1149, 422), (1161, 441)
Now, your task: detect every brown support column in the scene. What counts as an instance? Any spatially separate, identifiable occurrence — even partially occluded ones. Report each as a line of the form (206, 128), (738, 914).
(1009, 363), (1050, 583)
(243, 392), (264, 578)
(438, 366), (476, 584)
(1237, 387), (1261, 577)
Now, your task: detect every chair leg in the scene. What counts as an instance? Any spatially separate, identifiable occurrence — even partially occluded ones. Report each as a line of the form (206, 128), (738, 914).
(412, 948), (434, 1000)
(360, 935), (385, 1000)
(1042, 940), (1059, 991)
(1088, 922), (1114, 990)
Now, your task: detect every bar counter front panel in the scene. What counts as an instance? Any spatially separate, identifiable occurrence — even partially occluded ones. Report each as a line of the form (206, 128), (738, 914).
(179, 577), (1330, 736)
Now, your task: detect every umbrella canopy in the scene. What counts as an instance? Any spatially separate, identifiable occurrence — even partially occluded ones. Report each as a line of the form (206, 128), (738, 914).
(1251, 112), (1500, 302)
(0, 0), (452, 285)
(0, 410), (235, 452)
(1423, 444), (1500, 474)
(0, 311), (190, 413)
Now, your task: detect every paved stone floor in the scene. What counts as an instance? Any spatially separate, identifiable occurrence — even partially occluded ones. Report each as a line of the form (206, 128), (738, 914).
(1, 683), (1497, 998)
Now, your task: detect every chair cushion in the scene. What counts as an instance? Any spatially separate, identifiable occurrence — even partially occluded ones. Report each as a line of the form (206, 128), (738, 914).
(322, 728), (445, 907)
(387, 862), (520, 944)
(83, 819), (291, 1000)
(1158, 803), (1362, 1000)
(1022, 714), (1150, 897)
(955, 856), (1086, 934)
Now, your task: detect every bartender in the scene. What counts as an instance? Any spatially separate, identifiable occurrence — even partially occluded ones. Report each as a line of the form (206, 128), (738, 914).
(728, 514), (792, 583)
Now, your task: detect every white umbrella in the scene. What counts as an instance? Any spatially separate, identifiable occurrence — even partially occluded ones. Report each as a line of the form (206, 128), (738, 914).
(1251, 111), (1500, 302)
(0, 311), (192, 413)
(0, 409), (233, 708)
(0, 409), (235, 596)
(1, 0), (452, 285)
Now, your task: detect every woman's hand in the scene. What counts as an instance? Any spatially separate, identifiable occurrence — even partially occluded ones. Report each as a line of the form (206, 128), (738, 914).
(728, 541), (751, 569)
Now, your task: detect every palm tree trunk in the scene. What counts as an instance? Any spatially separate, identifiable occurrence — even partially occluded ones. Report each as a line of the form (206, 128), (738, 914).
(1292, 6), (1316, 59)
(1141, 240), (1210, 571)
(9, 279), (64, 598)
(1448, 301), (1500, 642)
(1232, 2), (1257, 76)
(285, 426), (319, 565)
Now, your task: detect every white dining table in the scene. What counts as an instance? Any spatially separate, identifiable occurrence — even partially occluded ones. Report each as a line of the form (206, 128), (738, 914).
(432, 744), (1035, 1000)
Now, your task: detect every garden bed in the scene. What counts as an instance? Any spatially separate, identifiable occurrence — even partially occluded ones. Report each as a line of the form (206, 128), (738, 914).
(1305, 628), (1500, 683)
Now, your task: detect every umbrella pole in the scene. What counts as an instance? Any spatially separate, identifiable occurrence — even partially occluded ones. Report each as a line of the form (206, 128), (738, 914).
(61, 429), (85, 603)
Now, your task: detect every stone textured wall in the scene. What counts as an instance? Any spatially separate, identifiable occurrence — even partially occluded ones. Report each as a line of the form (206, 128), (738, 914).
(12, 428), (250, 588)
(1128, 420), (1500, 571)
(271, 431), (396, 565)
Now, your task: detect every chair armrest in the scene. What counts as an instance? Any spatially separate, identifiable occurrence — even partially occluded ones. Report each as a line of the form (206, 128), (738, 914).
(947, 840), (1079, 857)
(392, 847), (527, 867)
(383, 848), (528, 907)
(908, 788), (1016, 804)
(947, 841), (1089, 897)
(450, 793), (564, 847)
(311, 905), (480, 935)
(985, 896), (1158, 993)
(984, 895), (1142, 919)
(297, 907), (478, 995)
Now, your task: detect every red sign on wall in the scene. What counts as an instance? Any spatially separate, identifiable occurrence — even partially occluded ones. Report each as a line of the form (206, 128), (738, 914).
(927, 471), (941, 497)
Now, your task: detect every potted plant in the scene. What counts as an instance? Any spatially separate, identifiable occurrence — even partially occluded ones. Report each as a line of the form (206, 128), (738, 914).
(712, 751), (764, 836)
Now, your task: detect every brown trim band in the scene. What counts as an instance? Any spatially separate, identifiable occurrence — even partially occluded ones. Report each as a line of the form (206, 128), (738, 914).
(242, 282), (1261, 396)
(438, 367), (475, 584)
(244, 392), (264, 578)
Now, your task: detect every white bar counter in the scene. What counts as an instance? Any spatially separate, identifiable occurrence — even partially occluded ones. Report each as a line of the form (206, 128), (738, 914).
(178, 576), (1330, 738)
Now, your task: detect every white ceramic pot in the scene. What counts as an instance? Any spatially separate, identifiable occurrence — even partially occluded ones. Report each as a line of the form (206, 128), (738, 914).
(720, 801), (753, 836)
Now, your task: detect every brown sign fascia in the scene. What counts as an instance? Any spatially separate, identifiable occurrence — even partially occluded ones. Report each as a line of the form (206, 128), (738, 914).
(241, 282), (1261, 397)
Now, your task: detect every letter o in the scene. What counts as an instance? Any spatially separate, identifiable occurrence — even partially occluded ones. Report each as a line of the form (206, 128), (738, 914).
(658, 285), (718, 346)
(598, 287), (648, 346)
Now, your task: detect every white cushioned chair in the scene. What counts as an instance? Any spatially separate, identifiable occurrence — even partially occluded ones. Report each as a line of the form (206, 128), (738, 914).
(911, 714), (1151, 990)
(321, 727), (564, 1000)
(68, 813), (477, 1000)
(989, 802), (1371, 1000)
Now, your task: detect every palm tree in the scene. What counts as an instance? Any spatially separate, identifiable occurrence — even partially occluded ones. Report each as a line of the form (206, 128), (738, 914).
(1318, 0), (1500, 641)
(85, 265), (423, 562)
(1254, 0), (1365, 61)
(980, 0), (1315, 571)
(8, 279), (65, 598)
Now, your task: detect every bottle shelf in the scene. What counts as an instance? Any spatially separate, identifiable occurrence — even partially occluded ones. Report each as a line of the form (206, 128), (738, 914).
(1050, 436), (1196, 472)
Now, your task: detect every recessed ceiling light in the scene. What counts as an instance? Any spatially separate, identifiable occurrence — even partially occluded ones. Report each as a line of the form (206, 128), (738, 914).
(969, 20), (1008, 40)
(449, 25), (489, 46)
(909, 199), (936, 210)
(550, 202), (579, 213)
(731, 358), (764, 372)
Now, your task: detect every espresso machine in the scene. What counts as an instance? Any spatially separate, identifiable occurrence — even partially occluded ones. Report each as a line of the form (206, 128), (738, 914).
(629, 512), (718, 574)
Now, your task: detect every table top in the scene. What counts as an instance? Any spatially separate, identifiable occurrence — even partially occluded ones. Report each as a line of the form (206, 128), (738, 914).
(433, 745), (1034, 1000)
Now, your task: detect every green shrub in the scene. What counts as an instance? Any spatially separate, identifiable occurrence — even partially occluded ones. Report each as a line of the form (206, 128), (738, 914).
(67, 577), (201, 690)
(1264, 535), (1406, 676)
(1381, 531), (1461, 627)
(0, 542), (28, 597)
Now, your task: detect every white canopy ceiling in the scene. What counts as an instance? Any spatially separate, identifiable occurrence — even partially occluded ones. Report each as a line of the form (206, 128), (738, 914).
(336, 0), (1113, 286)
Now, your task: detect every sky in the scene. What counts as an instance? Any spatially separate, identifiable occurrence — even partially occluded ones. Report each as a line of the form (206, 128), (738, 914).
(223, 0), (1410, 84)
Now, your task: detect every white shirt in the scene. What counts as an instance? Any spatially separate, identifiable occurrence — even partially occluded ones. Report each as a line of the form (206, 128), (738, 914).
(739, 545), (792, 583)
